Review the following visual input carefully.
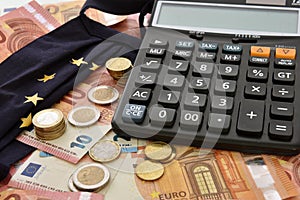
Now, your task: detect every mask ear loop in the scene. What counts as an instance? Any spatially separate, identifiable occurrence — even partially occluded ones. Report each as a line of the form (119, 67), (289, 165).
(139, 0), (155, 37)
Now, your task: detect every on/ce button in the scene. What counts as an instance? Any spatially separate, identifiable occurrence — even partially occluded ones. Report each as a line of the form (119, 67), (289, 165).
(122, 104), (146, 123)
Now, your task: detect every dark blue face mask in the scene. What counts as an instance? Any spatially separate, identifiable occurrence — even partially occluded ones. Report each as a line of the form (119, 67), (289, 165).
(0, 0), (154, 181)
(81, 0), (155, 30)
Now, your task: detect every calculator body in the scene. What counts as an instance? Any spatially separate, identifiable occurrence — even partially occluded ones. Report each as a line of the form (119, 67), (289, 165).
(112, 0), (300, 155)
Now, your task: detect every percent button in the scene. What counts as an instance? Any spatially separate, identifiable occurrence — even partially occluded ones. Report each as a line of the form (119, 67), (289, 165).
(247, 67), (268, 82)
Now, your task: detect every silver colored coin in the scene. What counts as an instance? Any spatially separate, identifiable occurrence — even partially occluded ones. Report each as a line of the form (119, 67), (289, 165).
(87, 85), (119, 105)
(67, 106), (100, 127)
(68, 174), (79, 192)
(89, 140), (121, 162)
(72, 163), (110, 190)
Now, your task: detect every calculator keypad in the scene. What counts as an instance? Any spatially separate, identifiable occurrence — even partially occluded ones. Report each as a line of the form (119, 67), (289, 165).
(112, 28), (300, 155)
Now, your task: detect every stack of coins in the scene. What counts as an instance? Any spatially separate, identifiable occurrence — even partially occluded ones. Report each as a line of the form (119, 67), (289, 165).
(68, 163), (110, 192)
(136, 141), (176, 181)
(32, 108), (66, 140)
(105, 57), (132, 80)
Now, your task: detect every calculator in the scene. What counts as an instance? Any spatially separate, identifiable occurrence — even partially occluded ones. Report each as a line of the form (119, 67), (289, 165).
(112, 0), (300, 155)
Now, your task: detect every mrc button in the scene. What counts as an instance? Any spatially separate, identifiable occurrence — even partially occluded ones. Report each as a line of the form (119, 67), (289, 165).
(122, 104), (146, 123)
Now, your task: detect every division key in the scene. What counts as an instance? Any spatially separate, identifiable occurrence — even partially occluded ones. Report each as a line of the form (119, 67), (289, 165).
(237, 99), (265, 137)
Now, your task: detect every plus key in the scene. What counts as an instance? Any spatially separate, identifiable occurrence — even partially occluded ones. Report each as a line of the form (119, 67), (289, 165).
(237, 99), (265, 137)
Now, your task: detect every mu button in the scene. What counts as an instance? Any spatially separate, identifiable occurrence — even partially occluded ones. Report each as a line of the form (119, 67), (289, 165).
(250, 46), (271, 58)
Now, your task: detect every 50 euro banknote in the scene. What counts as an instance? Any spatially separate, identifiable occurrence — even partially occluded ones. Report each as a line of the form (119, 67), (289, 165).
(8, 143), (300, 200)
(0, 0), (60, 63)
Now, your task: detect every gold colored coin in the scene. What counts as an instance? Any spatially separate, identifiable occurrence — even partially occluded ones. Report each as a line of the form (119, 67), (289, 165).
(105, 57), (132, 80)
(88, 86), (119, 105)
(135, 160), (164, 181)
(73, 163), (110, 190)
(144, 141), (173, 161)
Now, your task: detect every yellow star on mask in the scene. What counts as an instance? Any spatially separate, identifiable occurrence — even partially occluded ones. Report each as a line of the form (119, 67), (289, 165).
(37, 73), (56, 83)
(24, 93), (44, 106)
(70, 57), (88, 67)
(90, 62), (100, 71)
(20, 113), (32, 128)
(150, 191), (161, 199)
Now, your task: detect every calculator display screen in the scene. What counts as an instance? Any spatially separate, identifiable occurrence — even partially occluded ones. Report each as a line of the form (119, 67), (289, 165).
(152, 1), (300, 35)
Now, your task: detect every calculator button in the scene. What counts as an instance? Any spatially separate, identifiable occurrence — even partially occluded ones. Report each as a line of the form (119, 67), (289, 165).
(275, 48), (296, 59)
(192, 62), (214, 77)
(273, 69), (295, 85)
(129, 88), (152, 105)
(141, 58), (161, 72)
(272, 85), (294, 102)
(196, 52), (216, 62)
(211, 96), (234, 114)
(269, 120), (293, 141)
(163, 74), (185, 90)
(135, 72), (157, 87)
(122, 104), (146, 123)
(250, 46), (271, 57)
(217, 64), (239, 80)
(199, 42), (218, 52)
(168, 60), (189, 75)
(149, 106), (176, 127)
(208, 113), (231, 134)
(237, 99), (265, 137)
(214, 79), (236, 96)
(274, 58), (295, 69)
(270, 102), (293, 120)
(184, 93), (207, 111)
(158, 90), (180, 108)
(244, 82), (267, 99)
(247, 67), (268, 82)
(220, 54), (241, 64)
(175, 40), (194, 50)
(180, 110), (203, 131)
(173, 50), (193, 60)
(149, 39), (168, 48)
(222, 44), (243, 54)
(189, 77), (210, 94)
(146, 48), (166, 58)
(248, 57), (270, 67)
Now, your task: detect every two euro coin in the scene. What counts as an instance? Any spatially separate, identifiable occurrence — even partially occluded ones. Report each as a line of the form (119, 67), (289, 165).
(32, 108), (66, 140)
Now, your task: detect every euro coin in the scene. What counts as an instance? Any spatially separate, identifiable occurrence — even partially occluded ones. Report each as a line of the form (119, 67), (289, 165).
(32, 108), (64, 129)
(160, 145), (177, 163)
(135, 160), (164, 181)
(68, 174), (79, 192)
(68, 106), (100, 127)
(105, 57), (132, 80)
(73, 163), (110, 190)
(144, 141), (173, 162)
(89, 140), (121, 163)
(88, 85), (119, 105)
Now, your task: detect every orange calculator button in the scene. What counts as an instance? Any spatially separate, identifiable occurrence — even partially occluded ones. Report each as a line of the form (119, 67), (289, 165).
(275, 48), (296, 59)
(250, 46), (271, 57)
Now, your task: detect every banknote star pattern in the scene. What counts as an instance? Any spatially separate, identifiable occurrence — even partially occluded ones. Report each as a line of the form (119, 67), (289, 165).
(70, 57), (88, 67)
(24, 93), (44, 106)
(37, 73), (56, 82)
(150, 191), (161, 198)
(19, 113), (32, 128)
(90, 62), (100, 71)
